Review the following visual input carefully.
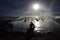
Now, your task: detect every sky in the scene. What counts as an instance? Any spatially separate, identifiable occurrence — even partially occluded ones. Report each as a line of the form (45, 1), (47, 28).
(0, 0), (60, 16)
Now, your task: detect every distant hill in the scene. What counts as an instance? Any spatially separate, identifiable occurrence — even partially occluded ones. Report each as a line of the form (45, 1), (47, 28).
(54, 14), (60, 16)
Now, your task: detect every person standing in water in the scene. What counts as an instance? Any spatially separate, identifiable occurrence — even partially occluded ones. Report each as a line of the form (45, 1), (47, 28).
(25, 22), (35, 40)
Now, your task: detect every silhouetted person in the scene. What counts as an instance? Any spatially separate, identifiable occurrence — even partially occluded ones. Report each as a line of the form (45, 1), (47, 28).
(25, 22), (35, 40)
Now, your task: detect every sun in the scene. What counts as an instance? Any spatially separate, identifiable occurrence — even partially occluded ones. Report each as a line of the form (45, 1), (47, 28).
(33, 4), (40, 10)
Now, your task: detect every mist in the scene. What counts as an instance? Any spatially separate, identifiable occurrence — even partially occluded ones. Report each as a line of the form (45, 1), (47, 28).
(11, 1), (60, 33)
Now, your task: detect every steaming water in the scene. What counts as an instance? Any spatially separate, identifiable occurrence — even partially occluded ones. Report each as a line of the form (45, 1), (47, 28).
(12, 16), (60, 33)
(41, 18), (60, 33)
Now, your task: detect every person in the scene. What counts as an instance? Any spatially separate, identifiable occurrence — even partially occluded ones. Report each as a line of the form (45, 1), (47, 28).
(25, 22), (35, 40)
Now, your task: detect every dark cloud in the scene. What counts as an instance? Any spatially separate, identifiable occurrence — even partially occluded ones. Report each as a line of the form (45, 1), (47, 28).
(0, 0), (29, 16)
(52, 0), (60, 14)
(0, 0), (60, 16)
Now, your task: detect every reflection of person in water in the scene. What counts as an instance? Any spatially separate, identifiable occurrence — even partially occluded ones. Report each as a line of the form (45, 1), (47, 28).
(25, 22), (35, 40)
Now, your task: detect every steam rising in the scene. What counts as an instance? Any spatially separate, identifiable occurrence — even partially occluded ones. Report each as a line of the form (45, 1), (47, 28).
(12, 16), (60, 33)
(12, 2), (60, 33)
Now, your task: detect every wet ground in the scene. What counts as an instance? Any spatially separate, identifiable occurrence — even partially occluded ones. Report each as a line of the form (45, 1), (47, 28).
(0, 32), (60, 40)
